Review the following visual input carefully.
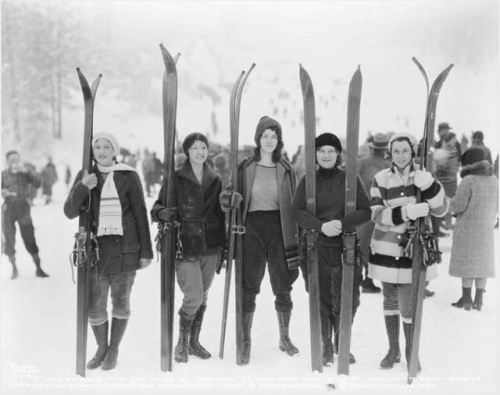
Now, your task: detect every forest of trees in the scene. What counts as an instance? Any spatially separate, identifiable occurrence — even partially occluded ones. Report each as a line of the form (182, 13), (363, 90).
(1, 2), (166, 154)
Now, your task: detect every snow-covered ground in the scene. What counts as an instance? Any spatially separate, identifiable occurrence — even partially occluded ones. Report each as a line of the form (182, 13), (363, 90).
(1, 181), (498, 395)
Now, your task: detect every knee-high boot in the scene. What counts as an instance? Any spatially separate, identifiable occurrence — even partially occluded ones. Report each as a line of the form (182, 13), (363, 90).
(333, 313), (356, 364)
(174, 315), (194, 363)
(101, 318), (128, 370)
(403, 322), (421, 373)
(276, 310), (299, 356)
(189, 305), (211, 359)
(379, 315), (401, 369)
(321, 311), (334, 366)
(87, 321), (109, 369)
(239, 312), (254, 365)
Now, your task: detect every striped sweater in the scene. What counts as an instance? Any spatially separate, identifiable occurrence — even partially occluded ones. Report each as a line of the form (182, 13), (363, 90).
(368, 164), (449, 284)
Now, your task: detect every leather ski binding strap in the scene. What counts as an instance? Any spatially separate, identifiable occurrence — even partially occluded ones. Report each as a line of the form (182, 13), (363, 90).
(231, 224), (246, 235)
(342, 231), (358, 266)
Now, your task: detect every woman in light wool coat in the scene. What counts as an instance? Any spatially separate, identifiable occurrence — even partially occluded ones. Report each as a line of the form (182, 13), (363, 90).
(449, 147), (498, 311)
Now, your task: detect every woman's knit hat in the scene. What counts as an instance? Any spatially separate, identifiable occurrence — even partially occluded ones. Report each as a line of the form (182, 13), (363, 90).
(315, 133), (342, 152)
(254, 116), (282, 145)
(92, 132), (120, 157)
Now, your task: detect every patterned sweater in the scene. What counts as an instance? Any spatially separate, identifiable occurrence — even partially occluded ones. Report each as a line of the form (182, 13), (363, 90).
(368, 163), (449, 284)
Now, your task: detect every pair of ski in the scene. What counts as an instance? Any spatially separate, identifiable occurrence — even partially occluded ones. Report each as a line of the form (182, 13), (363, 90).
(299, 64), (362, 374)
(73, 44), (180, 376)
(218, 63), (256, 363)
(157, 46), (258, 368)
(299, 58), (452, 382)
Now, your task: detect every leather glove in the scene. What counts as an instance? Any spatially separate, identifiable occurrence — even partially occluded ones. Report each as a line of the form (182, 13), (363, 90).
(157, 207), (178, 221)
(219, 190), (243, 213)
(404, 202), (429, 221)
(413, 170), (434, 191)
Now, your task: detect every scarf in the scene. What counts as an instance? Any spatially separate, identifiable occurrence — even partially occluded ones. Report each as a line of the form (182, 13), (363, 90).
(96, 163), (136, 236)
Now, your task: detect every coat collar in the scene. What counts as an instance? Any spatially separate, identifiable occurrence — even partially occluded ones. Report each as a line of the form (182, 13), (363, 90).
(177, 161), (218, 189)
(94, 164), (128, 194)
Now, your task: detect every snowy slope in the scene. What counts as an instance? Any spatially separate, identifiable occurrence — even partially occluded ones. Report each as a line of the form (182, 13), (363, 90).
(0, 181), (498, 395)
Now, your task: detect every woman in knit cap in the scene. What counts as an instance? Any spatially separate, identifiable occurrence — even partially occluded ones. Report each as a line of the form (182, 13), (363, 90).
(151, 132), (226, 364)
(292, 132), (371, 367)
(368, 132), (448, 372)
(449, 147), (497, 311)
(220, 116), (300, 365)
(64, 132), (153, 371)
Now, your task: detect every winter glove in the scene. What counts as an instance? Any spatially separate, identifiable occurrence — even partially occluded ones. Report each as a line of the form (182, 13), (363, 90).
(219, 190), (243, 213)
(403, 202), (429, 221)
(321, 220), (342, 237)
(413, 170), (434, 191)
(81, 169), (98, 190)
(157, 207), (178, 221)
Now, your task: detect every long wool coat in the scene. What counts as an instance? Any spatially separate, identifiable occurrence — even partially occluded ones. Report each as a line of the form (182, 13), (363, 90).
(449, 168), (498, 278)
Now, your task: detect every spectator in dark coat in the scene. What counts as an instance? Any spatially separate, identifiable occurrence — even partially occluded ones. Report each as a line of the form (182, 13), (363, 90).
(2, 150), (49, 279)
(64, 132), (153, 371)
(470, 130), (493, 164)
(357, 132), (391, 293)
(151, 133), (226, 364)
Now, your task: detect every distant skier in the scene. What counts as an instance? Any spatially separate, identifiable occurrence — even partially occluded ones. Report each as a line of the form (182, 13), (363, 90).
(220, 116), (300, 365)
(64, 165), (72, 192)
(368, 132), (448, 371)
(142, 151), (156, 197)
(2, 150), (49, 279)
(41, 156), (58, 204)
(151, 133), (226, 364)
(293, 133), (371, 366)
(449, 147), (497, 311)
(64, 132), (153, 371)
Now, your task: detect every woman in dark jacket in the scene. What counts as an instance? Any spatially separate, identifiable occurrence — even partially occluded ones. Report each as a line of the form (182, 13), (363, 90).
(151, 133), (226, 364)
(220, 116), (300, 365)
(292, 133), (371, 367)
(64, 132), (153, 371)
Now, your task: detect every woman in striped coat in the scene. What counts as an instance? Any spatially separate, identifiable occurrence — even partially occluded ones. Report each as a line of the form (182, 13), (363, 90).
(368, 132), (449, 371)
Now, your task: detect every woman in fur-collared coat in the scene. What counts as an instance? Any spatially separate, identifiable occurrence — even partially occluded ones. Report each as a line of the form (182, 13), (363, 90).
(151, 132), (226, 364)
(64, 132), (153, 371)
(449, 147), (498, 311)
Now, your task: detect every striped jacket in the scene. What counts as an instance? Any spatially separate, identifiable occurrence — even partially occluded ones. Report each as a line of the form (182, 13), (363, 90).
(368, 164), (449, 284)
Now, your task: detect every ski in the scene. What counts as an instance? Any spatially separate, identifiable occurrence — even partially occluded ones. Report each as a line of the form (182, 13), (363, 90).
(219, 63), (256, 361)
(74, 68), (102, 377)
(299, 64), (322, 372)
(158, 44), (179, 372)
(407, 58), (453, 384)
(337, 67), (363, 375)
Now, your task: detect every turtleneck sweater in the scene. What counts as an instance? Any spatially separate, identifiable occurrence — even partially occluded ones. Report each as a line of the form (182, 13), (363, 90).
(292, 166), (371, 247)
